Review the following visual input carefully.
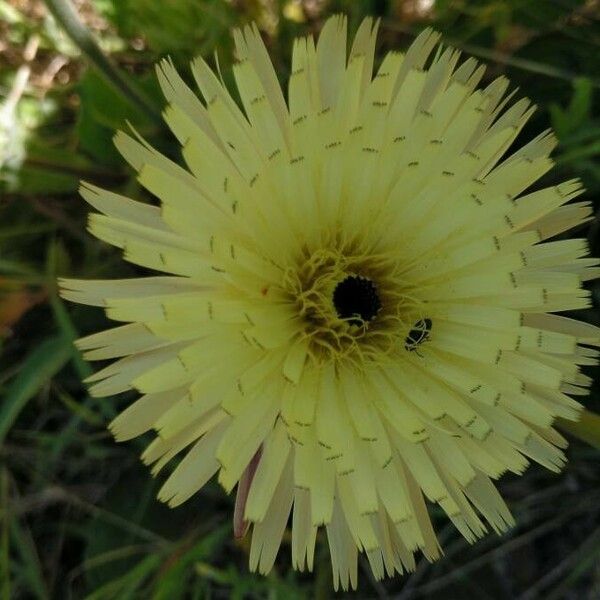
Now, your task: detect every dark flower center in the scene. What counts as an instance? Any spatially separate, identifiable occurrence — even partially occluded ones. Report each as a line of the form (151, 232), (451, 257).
(333, 275), (381, 325)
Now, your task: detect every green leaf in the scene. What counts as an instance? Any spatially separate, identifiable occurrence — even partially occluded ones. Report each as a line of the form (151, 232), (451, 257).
(24, 138), (118, 180)
(0, 335), (71, 444)
(83, 553), (162, 600)
(84, 470), (161, 589)
(9, 510), (49, 600)
(566, 77), (593, 127)
(557, 410), (600, 450)
(550, 77), (593, 138)
(55, 388), (103, 426)
(153, 526), (230, 599)
(1, 469), (9, 600)
(76, 69), (159, 167)
(556, 139), (600, 166)
(0, 0), (23, 24)
(104, 0), (236, 65)
(2, 165), (80, 195)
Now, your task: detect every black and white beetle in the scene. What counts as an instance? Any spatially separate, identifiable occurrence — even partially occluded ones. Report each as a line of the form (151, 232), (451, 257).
(404, 318), (432, 353)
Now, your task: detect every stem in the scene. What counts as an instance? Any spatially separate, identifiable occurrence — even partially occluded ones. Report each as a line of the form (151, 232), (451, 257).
(44, 0), (163, 124)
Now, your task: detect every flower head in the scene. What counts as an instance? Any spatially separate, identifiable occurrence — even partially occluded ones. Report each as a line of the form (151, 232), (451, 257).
(61, 16), (600, 590)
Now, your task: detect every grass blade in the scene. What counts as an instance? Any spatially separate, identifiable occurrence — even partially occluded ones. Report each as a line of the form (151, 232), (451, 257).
(0, 335), (70, 444)
(557, 410), (600, 450)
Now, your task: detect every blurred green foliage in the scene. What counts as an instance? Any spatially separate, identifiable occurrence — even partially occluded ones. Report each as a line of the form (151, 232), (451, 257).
(101, 0), (236, 64)
(1, 0), (600, 598)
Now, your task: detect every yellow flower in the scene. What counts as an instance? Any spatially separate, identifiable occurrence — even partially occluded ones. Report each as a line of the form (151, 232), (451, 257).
(61, 16), (600, 590)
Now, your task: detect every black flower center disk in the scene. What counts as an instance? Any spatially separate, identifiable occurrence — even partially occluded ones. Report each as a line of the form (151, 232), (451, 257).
(333, 276), (382, 326)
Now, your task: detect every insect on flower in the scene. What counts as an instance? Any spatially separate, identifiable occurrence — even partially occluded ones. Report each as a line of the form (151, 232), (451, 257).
(404, 318), (433, 354)
(60, 15), (600, 591)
